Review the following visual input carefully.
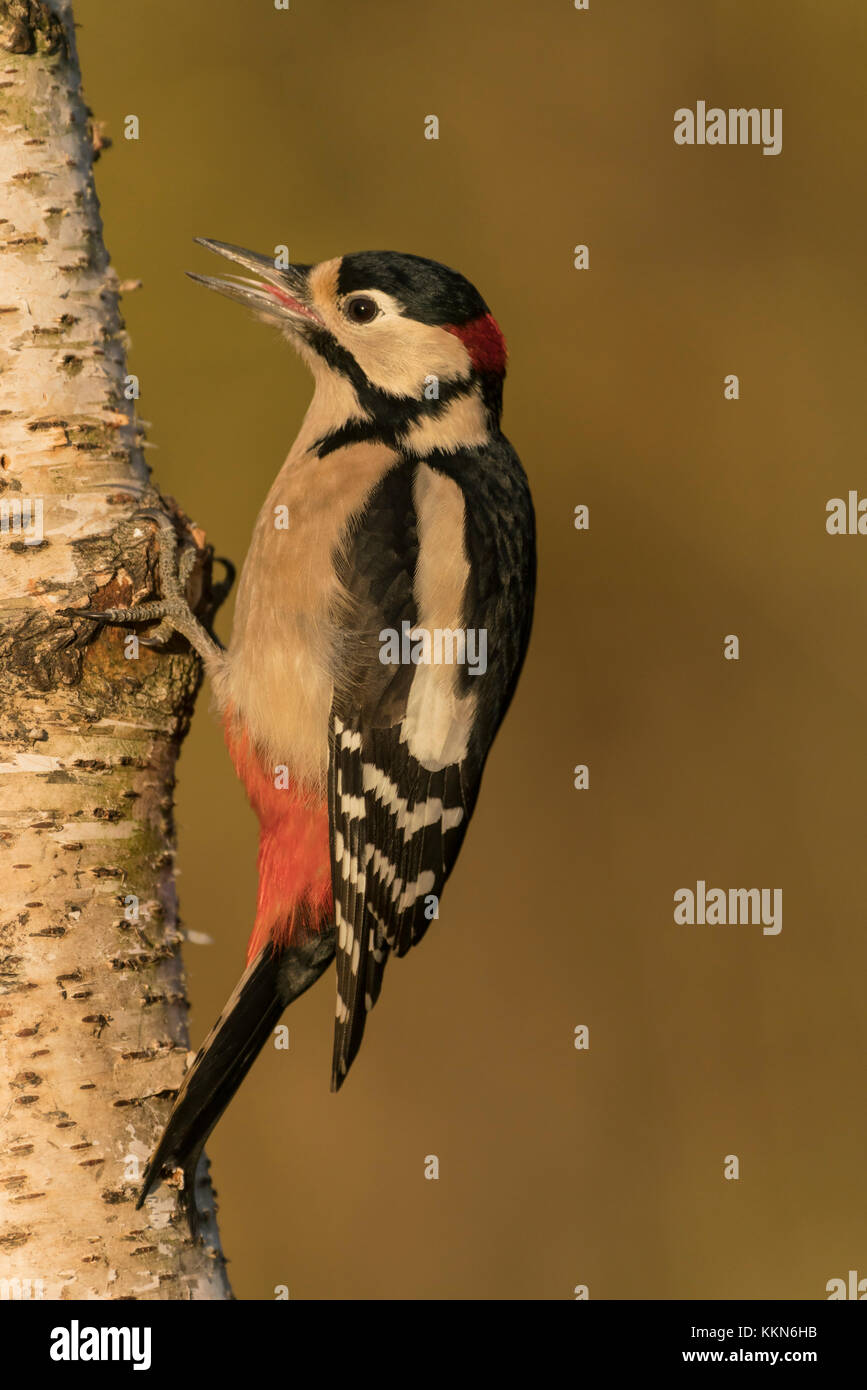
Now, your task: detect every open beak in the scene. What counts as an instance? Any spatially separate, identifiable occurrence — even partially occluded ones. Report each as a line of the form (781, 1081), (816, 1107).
(187, 237), (323, 329)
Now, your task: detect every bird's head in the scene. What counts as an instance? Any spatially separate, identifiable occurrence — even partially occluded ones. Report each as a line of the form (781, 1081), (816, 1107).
(188, 240), (508, 447)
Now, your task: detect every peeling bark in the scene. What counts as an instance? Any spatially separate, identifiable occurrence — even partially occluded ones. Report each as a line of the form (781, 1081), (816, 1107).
(0, 0), (232, 1299)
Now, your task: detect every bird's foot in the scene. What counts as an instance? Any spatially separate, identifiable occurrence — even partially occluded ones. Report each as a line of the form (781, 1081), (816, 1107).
(64, 509), (234, 667)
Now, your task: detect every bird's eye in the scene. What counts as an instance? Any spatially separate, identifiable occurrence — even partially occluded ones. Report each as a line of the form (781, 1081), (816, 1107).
(345, 296), (379, 324)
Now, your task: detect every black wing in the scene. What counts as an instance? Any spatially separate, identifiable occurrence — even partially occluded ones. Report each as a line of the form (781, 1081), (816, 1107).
(327, 439), (535, 1089)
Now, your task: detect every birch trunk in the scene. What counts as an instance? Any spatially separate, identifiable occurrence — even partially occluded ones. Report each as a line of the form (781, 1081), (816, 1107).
(0, 0), (232, 1299)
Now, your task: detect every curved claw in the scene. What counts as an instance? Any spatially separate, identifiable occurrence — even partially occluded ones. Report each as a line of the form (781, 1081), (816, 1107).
(138, 617), (176, 649)
(210, 556), (236, 610)
(59, 607), (110, 623)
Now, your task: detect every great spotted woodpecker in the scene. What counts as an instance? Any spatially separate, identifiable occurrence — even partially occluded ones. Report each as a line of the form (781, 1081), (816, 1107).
(80, 240), (535, 1229)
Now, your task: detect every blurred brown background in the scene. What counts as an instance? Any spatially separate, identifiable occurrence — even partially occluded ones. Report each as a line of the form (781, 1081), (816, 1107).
(73, 0), (865, 1299)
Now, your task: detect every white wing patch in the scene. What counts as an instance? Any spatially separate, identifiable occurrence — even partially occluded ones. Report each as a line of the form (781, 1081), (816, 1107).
(403, 462), (476, 770)
(402, 664), (474, 769)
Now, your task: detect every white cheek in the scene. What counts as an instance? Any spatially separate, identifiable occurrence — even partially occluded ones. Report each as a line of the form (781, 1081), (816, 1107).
(338, 322), (473, 397)
(308, 278), (474, 396)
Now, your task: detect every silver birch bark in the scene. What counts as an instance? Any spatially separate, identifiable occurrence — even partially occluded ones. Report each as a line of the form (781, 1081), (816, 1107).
(0, 0), (232, 1299)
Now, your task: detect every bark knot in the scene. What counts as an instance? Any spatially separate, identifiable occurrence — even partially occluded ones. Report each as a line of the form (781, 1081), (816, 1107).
(0, 0), (68, 57)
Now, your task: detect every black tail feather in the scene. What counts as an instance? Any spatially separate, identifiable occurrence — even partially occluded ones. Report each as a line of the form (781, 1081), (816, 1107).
(137, 927), (336, 1234)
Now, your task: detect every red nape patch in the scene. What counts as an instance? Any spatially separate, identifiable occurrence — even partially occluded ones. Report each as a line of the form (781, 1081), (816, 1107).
(445, 313), (507, 376)
(223, 714), (332, 965)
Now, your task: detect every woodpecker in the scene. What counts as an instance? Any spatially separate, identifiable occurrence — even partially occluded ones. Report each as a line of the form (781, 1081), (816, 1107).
(79, 240), (535, 1229)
